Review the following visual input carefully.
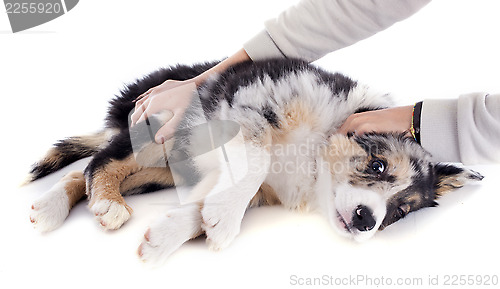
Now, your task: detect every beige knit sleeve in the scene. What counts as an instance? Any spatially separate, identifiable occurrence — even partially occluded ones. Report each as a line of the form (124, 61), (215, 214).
(421, 93), (500, 164)
(244, 0), (431, 62)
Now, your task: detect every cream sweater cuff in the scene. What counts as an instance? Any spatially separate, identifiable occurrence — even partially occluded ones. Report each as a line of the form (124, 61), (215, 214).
(243, 30), (285, 61)
(420, 99), (460, 163)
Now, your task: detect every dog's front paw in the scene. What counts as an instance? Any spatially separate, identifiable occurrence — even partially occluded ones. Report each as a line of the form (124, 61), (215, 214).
(201, 202), (243, 251)
(138, 205), (203, 263)
(30, 190), (70, 233)
(137, 228), (161, 264)
(89, 199), (132, 230)
(137, 217), (185, 263)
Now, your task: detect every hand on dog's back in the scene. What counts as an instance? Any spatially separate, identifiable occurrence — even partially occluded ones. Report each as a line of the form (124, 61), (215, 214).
(130, 49), (252, 144)
(130, 79), (196, 143)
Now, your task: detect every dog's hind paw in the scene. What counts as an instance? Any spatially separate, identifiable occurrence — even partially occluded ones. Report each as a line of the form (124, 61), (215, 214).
(30, 185), (71, 233)
(90, 199), (132, 230)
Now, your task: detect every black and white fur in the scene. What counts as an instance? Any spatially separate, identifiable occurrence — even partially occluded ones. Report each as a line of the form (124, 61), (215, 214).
(27, 59), (483, 262)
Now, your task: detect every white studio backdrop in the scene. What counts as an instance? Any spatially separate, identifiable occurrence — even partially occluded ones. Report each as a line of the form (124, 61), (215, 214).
(1, 1), (499, 288)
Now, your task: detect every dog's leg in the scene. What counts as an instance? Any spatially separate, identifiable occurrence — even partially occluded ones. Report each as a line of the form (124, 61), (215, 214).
(120, 167), (175, 196)
(201, 143), (271, 251)
(137, 203), (204, 263)
(30, 171), (86, 232)
(84, 118), (179, 230)
(85, 153), (141, 230)
(137, 169), (221, 263)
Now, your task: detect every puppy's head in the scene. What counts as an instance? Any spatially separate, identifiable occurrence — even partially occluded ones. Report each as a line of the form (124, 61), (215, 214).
(319, 133), (483, 242)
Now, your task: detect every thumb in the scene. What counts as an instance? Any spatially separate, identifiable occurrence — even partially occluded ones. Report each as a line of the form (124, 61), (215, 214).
(155, 114), (183, 143)
(337, 120), (350, 136)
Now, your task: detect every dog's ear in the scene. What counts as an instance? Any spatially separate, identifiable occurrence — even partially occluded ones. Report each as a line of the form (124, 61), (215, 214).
(433, 163), (484, 196)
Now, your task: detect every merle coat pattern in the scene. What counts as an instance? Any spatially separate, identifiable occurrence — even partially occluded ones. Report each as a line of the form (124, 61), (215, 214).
(28, 59), (482, 262)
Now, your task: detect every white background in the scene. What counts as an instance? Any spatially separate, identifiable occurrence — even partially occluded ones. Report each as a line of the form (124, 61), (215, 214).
(1, 0), (499, 288)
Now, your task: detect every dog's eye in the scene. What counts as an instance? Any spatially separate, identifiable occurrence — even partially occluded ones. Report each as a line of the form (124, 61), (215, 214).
(369, 159), (386, 174)
(396, 204), (410, 218)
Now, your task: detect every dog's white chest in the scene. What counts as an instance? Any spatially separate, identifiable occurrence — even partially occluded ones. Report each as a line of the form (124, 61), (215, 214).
(264, 135), (323, 210)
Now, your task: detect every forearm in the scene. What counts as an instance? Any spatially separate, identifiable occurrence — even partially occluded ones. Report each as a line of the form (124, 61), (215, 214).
(244, 0), (431, 61)
(192, 48), (251, 85)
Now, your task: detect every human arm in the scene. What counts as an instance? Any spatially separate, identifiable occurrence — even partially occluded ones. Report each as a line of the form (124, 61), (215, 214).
(244, 0), (431, 61)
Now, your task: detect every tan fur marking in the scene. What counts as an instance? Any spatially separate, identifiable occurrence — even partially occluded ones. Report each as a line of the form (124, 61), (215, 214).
(249, 183), (281, 207)
(404, 193), (425, 209)
(387, 153), (413, 183)
(435, 177), (465, 195)
(62, 171), (86, 208)
(283, 99), (317, 130)
(88, 155), (140, 208)
(325, 135), (366, 162)
(272, 99), (318, 143)
(323, 135), (366, 183)
(42, 147), (64, 168)
(134, 141), (173, 168)
(79, 130), (117, 150)
(33, 130), (118, 183)
(120, 167), (174, 194)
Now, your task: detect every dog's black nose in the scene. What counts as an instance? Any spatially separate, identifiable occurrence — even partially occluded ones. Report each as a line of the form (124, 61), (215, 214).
(352, 205), (376, 231)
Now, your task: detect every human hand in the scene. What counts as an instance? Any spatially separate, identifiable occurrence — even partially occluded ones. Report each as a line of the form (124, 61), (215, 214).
(130, 79), (196, 143)
(337, 106), (413, 136)
(130, 49), (251, 144)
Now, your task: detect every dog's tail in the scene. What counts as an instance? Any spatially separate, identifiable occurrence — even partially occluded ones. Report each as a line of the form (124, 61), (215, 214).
(26, 129), (118, 183)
